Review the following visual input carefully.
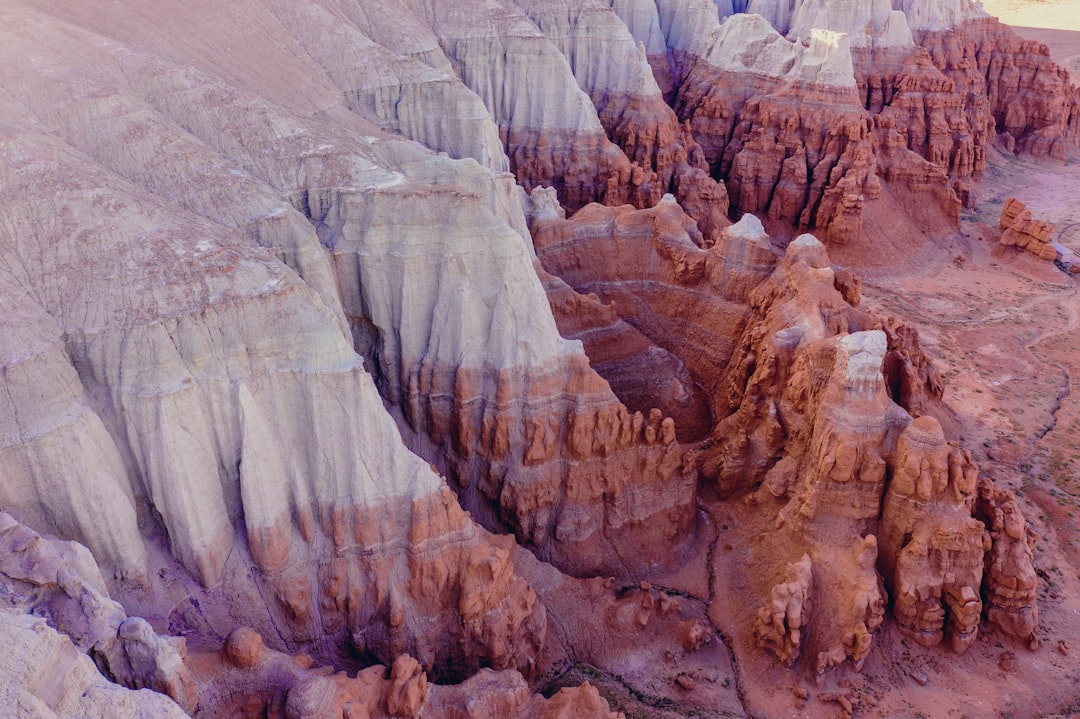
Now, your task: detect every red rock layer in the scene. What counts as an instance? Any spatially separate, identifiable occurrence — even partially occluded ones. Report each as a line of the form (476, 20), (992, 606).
(673, 68), (959, 247)
(245, 490), (546, 682)
(539, 268), (710, 441)
(395, 358), (698, 579)
(976, 477), (1039, 644)
(694, 234), (1037, 673)
(999, 196), (1056, 261)
(531, 199), (777, 440)
(505, 125), (646, 211)
(504, 0), (730, 238)
(914, 17), (1080, 161)
(878, 416), (985, 652)
(856, 46), (992, 182)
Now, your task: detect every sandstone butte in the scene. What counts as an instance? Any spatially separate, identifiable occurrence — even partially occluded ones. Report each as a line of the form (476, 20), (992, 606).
(0, 0), (1077, 717)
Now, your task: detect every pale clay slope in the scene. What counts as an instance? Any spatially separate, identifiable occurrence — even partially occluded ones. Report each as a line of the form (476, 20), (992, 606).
(714, 0), (988, 32)
(0, 0), (574, 647)
(655, 0), (860, 87)
(661, 0), (990, 80)
(1, 0), (642, 685)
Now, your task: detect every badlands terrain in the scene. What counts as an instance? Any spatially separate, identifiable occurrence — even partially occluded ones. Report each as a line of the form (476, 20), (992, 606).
(2, 0), (1080, 717)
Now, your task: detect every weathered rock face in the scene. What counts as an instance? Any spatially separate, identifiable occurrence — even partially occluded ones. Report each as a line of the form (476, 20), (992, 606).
(531, 196), (775, 440)
(0, 0), (554, 688)
(879, 416), (985, 652)
(315, 169), (697, 578)
(192, 632), (624, 719)
(627, 0), (1078, 249)
(911, 13), (1080, 162)
(683, 234), (1038, 672)
(660, 10), (959, 247)
(0, 512), (194, 715)
(0, 611), (189, 719)
(999, 196), (1057, 261)
(511, 0), (731, 237)
(976, 477), (1040, 644)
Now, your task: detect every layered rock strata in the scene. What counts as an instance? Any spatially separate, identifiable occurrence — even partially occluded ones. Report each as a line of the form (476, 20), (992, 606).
(0, 4), (707, 706)
(999, 196), (1057, 261)
(664, 11), (960, 246)
(511, 0), (731, 238)
(628, 0), (1079, 249)
(0, 0), (551, 685)
(878, 416), (985, 652)
(531, 196), (776, 439)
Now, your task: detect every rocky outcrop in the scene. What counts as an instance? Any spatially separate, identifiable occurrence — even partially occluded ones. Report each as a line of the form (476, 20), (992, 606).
(999, 197), (1057, 261)
(910, 11), (1080, 162)
(531, 196), (776, 439)
(878, 417), (985, 652)
(512, 0), (730, 237)
(0, 0), (548, 684)
(661, 10), (960, 248)
(976, 477), (1040, 645)
(192, 628), (623, 719)
(633, 0), (1078, 250)
(754, 554), (813, 665)
(698, 233), (1037, 673)
(0, 512), (195, 713)
(312, 169), (697, 578)
(0, 611), (188, 719)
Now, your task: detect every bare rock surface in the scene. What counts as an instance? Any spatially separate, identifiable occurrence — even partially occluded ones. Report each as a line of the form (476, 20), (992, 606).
(0, 0), (1076, 717)
(999, 196), (1057, 260)
(0, 610), (189, 719)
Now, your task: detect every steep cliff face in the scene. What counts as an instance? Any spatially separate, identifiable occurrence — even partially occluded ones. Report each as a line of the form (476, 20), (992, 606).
(531, 197), (776, 439)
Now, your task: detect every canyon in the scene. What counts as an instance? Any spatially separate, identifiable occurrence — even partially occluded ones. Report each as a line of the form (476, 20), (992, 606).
(1, 0), (1079, 717)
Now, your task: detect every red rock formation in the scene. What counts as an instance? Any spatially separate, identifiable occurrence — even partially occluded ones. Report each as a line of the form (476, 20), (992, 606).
(194, 631), (624, 719)
(976, 477), (1040, 645)
(672, 33), (959, 248)
(698, 233), (1037, 673)
(999, 196), (1057, 261)
(453, 0), (730, 234)
(754, 554), (813, 665)
(913, 17), (1080, 161)
(531, 197), (778, 440)
(881, 315), (947, 417)
(879, 416), (985, 652)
